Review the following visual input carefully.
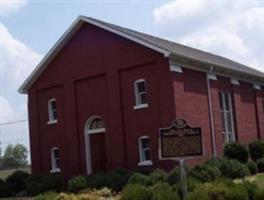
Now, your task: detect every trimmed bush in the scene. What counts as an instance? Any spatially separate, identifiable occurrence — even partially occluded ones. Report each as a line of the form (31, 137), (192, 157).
(219, 159), (250, 179)
(25, 174), (62, 196)
(257, 158), (264, 172)
(240, 181), (257, 200)
(86, 170), (130, 191)
(204, 157), (224, 169)
(151, 182), (180, 200)
(5, 170), (29, 195)
(187, 181), (227, 200)
(168, 167), (180, 185)
(128, 172), (150, 186)
(34, 191), (57, 200)
(121, 184), (151, 200)
(189, 164), (221, 182)
(224, 142), (249, 163)
(187, 189), (209, 200)
(0, 179), (12, 197)
(149, 169), (167, 185)
(204, 182), (227, 200)
(67, 175), (88, 193)
(249, 140), (264, 161)
(247, 161), (258, 175)
(255, 188), (264, 200)
(225, 185), (249, 200)
(186, 177), (202, 192)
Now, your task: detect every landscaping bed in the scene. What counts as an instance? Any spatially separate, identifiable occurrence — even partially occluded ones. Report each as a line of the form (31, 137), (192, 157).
(1, 140), (264, 199)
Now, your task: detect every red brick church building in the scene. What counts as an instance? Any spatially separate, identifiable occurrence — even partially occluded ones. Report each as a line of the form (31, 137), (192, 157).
(19, 16), (264, 178)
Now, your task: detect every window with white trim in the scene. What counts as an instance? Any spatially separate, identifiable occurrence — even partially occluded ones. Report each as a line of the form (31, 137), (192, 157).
(138, 136), (152, 166)
(219, 91), (235, 143)
(48, 98), (57, 123)
(50, 147), (60, 172)
(134, 79), (148, 109)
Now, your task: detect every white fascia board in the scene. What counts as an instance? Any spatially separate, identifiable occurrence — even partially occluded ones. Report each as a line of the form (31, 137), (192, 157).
(253, 84), (261, 90)
(18, 15), (170, 94)
(170, 64), (183, 73)
(231, 78), (240, 85)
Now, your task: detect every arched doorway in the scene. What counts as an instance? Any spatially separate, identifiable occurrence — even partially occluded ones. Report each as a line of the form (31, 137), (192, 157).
(84, 116), (107, 174)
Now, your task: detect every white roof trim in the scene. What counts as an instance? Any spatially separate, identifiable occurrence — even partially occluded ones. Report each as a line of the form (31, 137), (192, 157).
(18, 16), (170, 93)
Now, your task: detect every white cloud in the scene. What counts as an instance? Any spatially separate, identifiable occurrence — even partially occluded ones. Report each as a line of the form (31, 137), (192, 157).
(153, 0), (264, 71)
(1, 0), (27, 16)
(0, 96), (17, 123)
(1, 23), (42, 88)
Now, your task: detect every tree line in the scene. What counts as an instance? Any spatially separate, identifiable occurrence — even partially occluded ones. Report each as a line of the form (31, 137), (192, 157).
(0, 144), (29, 170)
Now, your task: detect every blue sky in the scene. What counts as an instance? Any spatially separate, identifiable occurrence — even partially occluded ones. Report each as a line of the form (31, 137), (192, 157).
(1, 0), (264, 160)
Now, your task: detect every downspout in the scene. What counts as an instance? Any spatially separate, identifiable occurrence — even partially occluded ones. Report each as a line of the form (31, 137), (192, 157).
(206, 67), (217, 157)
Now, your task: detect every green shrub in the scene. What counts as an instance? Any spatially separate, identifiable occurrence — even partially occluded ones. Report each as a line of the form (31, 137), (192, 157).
(0, 179), (12, 197)
(168, 167), (180, 185)
(86, 170), (131, 191)
(127, 172), (150, 186)
(204, 157), (224, 169)
(151, 182), (180, 200)
(254, 188), (264, 200)
(34, 191), (57, 200)
(5, 170), (29, 195)
(187, 182), (227, 200)
(67, 175), (88, 193)
(240, 181), (257, 200)
(225, 185), (249, 200)
(249, 140), (264, 161)
(149, 169), (167, 185)
(186, 177), (202, 192)
(26, 174), (62, 196)
(189, 164), (221, 182)
(247, 161), (258, 175)
(121, 184), (151, 200)
(204, 182), (227, 200)
(257, 158), (264, 172)
(187, 189), (209, 200)
(219, 159), (250, 179)
(224, 142), (249, 163)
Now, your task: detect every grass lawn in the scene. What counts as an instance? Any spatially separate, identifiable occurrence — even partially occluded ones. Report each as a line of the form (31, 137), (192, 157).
(254, 173), (264, 188)
(0, 168), (31, 180)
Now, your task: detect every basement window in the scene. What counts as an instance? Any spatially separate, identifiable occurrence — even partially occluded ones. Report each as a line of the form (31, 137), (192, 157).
(50, 147), (61, 173)
(47, 98), (58, 124)
(133, 79), (149, 110)
(138, 136), (152, 166)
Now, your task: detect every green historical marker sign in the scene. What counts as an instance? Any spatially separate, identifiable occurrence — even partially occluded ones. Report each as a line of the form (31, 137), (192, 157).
(160, 119), (203, 159)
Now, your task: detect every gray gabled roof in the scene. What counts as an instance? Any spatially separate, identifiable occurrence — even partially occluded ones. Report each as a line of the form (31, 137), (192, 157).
(88, 17), (264, 80)
(19, 16), (264, 93)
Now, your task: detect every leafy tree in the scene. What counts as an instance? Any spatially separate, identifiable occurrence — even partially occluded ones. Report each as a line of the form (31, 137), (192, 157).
(2, 144), (28, 169)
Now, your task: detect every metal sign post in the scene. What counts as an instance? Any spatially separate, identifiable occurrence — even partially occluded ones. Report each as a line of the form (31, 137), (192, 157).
(179, 159), (187, 200)
(159, 119), (203, 200)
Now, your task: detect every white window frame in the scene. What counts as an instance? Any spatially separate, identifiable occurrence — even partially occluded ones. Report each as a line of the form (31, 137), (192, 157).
(133, 79), (149, 110)
(138, 136), (152, 166)
(47, 98), (58, 124)
(50, 147), (61, 173)
(219, 91), (235, 143)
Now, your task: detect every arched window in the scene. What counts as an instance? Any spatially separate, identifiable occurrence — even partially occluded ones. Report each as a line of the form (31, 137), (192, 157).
(87, 117), (105, 134)
(48, 98), (58, 124)
(133, 79), (149, 109)
(50, 147), (61, 173)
